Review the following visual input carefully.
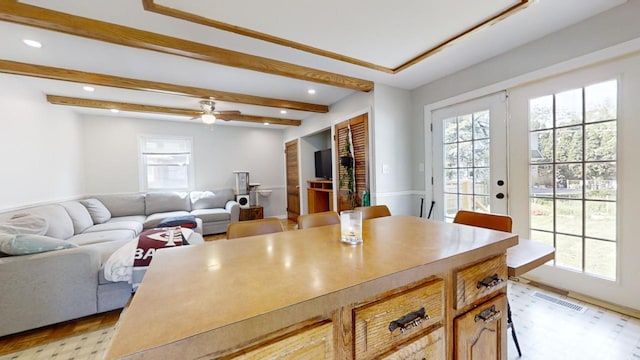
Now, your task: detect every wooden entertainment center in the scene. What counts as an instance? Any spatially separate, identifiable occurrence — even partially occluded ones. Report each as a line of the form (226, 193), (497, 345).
(307, 179), (333, 213)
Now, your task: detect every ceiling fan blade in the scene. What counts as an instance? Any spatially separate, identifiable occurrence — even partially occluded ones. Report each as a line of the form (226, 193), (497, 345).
(214, 110), (241, 115)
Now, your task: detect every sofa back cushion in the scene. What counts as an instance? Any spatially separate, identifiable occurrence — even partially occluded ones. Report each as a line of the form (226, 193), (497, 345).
(25, 205), (75, 240)
(61, 201), (94, 234)
(95, 194), (145, 217)
(79, 199), (112, 224)
(190, 189), (233, 210)
(145, 192), (190, 215)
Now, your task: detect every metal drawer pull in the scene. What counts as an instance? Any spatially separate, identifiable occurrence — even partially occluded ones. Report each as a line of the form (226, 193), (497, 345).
(388, 307), (429, 333)
(474, 305), (502, 323)
(476, 274), (504, 289)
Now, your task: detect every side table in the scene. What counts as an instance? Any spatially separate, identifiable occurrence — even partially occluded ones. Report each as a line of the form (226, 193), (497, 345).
(239, 206), (264, 221)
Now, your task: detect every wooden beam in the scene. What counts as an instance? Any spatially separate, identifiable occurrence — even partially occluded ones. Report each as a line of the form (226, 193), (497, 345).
(143, 0), (531, 74)
(0, 60), (327, 113)
(0, 1), (373, 92)
(46, 95), (302, 126)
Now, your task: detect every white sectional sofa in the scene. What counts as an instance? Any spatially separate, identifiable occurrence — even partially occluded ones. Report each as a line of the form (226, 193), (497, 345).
(0, 189), (239, 337)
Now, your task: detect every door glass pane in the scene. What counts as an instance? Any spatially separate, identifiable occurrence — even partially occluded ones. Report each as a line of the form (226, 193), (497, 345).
(530, 198), (554, 232)
(585, 201), (616, 240)
(459, 169), (472, 193)
(556, 234), (582, 270)
(556, 199), (582, 236)
(444, 144), (457, 167)
(530, 165), (553, 196)
(585, 162), (616, 200)
(555, 126), (583, 162)
(474, 168), (490, 195)
(459, 195), (473, 211)
(473, 110), (490, 139)
(585, 122), (616, 161)
(444, 193), (458, 218)
(458, 141), (472, 168)
(474, 196), (490, 212)
(530, 130), (552, 163)
(556, 88), (583, 126)
(527, 79), (617, 280)
(555, 164), (582, 199)
(444, 117), (458, 143)
(529, 95), (553, 130)
(585, 238), (616, 279)
(458, 115), (473, 141)
(585, 80), (617, 122)
(474, 139), (490, 167)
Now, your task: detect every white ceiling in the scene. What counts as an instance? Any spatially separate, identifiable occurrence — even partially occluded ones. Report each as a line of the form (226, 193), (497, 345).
(0, 0), (627, 127)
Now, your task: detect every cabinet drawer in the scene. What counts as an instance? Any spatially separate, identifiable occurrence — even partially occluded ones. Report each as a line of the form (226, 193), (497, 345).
(230, 321), (333, 359)
(354, 279), (444, 359)
(454, 294), (508, 360)
(455, 255), (507, 310)
(381, 327), (445, 360)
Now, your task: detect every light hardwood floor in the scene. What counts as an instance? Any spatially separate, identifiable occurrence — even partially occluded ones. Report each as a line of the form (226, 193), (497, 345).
(0, 219), (296, 355)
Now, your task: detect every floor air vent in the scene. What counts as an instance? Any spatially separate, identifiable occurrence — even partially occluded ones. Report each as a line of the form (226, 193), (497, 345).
(531, 291), (587, 313)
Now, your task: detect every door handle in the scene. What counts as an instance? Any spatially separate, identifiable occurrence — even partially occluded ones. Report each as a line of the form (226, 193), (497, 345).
(496, 193), (505, 199)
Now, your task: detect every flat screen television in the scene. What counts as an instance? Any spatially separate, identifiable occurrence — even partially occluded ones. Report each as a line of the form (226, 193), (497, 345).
(314, 148), (332, 180)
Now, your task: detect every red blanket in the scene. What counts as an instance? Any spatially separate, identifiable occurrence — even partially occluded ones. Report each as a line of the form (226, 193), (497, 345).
(133, 227), (185, 268)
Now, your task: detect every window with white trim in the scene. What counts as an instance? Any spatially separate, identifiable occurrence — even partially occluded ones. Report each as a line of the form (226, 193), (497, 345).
(139, 136), (194, 191)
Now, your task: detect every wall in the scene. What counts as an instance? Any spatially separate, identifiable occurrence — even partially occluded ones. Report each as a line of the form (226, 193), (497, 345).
(0, 75), (84, 210)
(82, 115), (286, 217)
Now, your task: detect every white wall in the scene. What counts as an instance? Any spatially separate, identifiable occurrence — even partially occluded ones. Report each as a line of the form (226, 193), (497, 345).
(0, 75), (84, 210)
(82, 116), (286, 217)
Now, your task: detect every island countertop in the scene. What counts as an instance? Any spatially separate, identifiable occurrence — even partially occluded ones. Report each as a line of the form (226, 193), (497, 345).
(105, 215), (518, 359)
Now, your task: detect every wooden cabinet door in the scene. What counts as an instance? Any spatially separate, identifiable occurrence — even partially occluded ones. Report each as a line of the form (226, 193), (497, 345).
(454, 294), (508, 360)
(285, 139), (300, 222)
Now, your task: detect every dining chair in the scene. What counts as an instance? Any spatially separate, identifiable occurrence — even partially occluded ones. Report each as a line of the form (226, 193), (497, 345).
(453, 210), (522, 357)
(297, 211), (340, 229)
(355, 205), (391, 220)
(226, 218), (284, 239)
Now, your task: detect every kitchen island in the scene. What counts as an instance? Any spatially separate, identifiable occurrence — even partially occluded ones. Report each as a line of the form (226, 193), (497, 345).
(105, 215), (518, 359)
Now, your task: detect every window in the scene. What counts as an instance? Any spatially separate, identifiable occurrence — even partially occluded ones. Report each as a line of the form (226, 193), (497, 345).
(528, 79), (617, 280)
(139, 136), (194, 191)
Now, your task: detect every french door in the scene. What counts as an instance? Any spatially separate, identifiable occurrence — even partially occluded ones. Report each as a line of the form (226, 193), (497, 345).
(431, 92), (508, 221)
(507, 53), (640, 309)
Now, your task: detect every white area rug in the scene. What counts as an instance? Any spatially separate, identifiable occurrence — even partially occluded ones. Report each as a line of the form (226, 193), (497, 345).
(0, 327), (114, 360)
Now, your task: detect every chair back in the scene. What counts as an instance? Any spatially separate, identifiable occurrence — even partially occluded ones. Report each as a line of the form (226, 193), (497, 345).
(226, 218), (284, 239)
(297, 211), (340, 229)
(452, 210), (512, 232)
(355, 205), (391, 220)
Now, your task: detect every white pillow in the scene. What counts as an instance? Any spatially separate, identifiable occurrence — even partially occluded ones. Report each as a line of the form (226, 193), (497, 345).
(0, 213), (48, 235)
(0, 233), (78, 255)
(80, 199), (112, 224)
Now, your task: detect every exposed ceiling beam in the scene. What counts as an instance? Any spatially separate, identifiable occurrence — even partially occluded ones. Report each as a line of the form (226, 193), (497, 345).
(0, 60), (328, 113)
(46, 95), (302, 126)
(142, 0), (531, 74)
(0, 1), (374, 92)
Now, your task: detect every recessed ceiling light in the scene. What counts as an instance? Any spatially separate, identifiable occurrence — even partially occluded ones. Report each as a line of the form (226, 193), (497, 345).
(280, 110), (287, 114)
(22, 39), (42, 48)
(307, 89), (316, 95)
(264, 122), (270, 126)
(110, 109), (120, 113)
(83, 86), (95, 92)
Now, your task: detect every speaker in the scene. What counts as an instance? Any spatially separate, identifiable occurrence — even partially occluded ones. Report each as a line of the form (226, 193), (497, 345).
(236, 194), (250, 209)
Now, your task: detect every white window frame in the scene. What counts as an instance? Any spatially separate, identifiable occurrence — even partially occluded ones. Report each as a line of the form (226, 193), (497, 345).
(138, 135), (195, 191)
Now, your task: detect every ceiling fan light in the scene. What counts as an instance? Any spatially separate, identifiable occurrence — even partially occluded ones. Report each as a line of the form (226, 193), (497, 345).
(202, 113), (216, 124)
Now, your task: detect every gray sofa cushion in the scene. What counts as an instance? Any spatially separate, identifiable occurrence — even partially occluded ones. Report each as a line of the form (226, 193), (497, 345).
(144, 211), (191, 228)
(68, 229), (137, 246)
(107, 215), (147, 224)
(0, 213), (48, 235)
(84, 221), (143, 234)
(190, 208), (231, 222)
(190, 190), (233, 210)
(95, 194), (146, 217)
(61, 201), (94, 234)
(28, 205), (75, 240)
(145, 192), (190, 215)
(80, 199), (112, 224)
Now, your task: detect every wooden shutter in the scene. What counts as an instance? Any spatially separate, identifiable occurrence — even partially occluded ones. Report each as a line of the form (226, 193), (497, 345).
(335, 114), (369, 211)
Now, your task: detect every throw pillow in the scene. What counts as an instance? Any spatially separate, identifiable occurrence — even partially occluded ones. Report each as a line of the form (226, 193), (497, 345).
(0, 233), (78, 255)
(80, 199), (112, 224)
(0, 213), (48, 235)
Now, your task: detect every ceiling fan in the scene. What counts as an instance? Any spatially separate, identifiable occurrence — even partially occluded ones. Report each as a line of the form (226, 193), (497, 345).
(195, 99), (240, 124)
